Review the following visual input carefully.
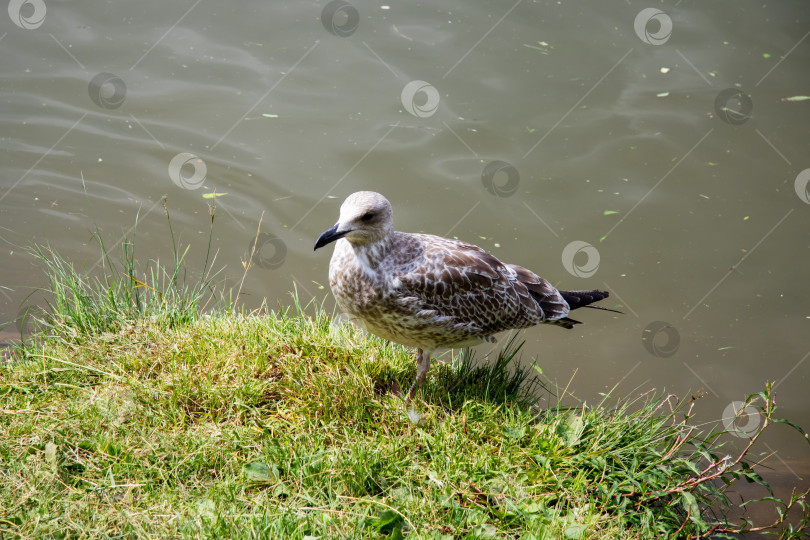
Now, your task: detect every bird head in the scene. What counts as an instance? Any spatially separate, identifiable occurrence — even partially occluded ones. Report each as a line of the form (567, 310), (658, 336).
(314, 191), (394, 250)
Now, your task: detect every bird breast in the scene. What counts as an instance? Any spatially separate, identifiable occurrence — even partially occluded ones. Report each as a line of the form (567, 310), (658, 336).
(329, 240), (383, 317)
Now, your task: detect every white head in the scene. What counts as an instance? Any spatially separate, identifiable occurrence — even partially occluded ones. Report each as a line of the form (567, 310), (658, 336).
(314, 191), (394, 250)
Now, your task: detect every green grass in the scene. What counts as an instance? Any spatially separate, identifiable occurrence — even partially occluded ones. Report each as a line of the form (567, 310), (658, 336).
(2, 223), (809, 539)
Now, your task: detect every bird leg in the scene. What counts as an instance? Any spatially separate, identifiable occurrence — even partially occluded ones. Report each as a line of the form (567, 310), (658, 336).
(406, 348), (431, 403)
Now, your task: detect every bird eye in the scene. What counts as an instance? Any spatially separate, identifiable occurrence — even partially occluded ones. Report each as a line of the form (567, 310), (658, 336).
(361, 212), (374, 222)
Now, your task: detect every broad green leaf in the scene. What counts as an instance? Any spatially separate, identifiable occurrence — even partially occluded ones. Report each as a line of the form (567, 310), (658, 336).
(680, 491), (699, 517)
(243, 461), (275, 482)
(368, 509), (403, 535)
(556, 412), (584, 447)
(467, 524), (496, 538)
(563, 524), (586, 539)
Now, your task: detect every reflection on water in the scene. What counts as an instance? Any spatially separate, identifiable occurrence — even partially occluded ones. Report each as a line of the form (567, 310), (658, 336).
(2, 0), (809, 520)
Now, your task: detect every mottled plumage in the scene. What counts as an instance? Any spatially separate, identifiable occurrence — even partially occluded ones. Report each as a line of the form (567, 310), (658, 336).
(314, 191), (615, 401)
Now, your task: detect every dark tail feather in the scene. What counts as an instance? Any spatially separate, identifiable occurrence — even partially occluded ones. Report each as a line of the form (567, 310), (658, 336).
(549, 316), (583, 329)
(559, 289), (622, 314)
(546, 290), (622, 330)
(583, 304), (624, 314)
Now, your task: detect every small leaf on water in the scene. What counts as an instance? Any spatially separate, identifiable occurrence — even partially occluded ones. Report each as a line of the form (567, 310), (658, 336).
(202, 192), (227, 199)
(656, 92), (669, 97)
(762, 53), (771, 58)
(262, 113), (279, 118)
(603, 210), (619, 215)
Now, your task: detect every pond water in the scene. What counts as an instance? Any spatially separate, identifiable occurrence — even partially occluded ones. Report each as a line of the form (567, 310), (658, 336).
(2, 0), (809, 530)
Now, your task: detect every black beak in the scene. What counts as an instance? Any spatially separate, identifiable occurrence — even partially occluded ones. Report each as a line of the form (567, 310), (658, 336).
(314, 223), (347, 251)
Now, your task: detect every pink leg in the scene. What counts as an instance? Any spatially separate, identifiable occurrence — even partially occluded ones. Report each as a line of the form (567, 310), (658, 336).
(406, 348), (431, 402)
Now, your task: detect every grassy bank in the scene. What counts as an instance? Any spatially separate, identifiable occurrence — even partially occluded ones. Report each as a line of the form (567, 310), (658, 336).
(2, 230), (809, 538)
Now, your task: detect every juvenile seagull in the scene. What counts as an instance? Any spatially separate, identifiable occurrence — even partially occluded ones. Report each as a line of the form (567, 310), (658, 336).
(314, 191), (616, 401)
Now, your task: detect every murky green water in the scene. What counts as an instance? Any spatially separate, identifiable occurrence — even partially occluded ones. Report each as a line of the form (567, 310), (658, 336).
(2, 0), (809, 522)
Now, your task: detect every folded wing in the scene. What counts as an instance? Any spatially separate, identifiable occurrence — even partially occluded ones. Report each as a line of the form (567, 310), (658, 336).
(389, 235), (571, 337)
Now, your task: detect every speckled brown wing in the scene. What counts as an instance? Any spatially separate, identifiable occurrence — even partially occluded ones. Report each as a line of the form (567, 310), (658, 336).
(505, 264), (571, 322)
(390, 235), (568, 339)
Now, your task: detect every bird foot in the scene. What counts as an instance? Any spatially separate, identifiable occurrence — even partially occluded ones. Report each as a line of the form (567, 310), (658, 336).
(405, 382), (416, 404)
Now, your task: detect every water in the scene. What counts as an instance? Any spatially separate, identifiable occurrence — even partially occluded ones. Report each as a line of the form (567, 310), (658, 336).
(2, 0), (809, 527)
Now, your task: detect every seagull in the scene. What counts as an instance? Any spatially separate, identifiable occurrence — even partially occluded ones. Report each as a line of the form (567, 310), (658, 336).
(314, 191), (617, 402)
